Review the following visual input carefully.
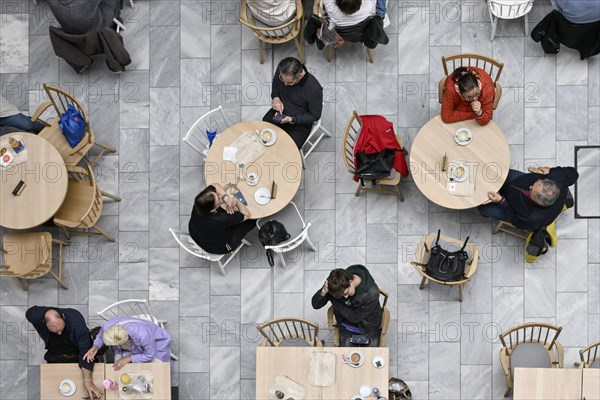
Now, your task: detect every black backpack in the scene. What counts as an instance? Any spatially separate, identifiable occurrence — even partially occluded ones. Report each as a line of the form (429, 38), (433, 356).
(258, 220), (290, 266)
(354, 148), (396, 181)
(421, 230), (469, 282)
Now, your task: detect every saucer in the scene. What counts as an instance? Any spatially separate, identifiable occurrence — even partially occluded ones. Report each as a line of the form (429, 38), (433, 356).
(449, 162), (469, 183)
(254, 188), (271, 205)
(260, 129), (277, 146)
(372, 355), (386, 369)
(59, 379), (76, 397)
(454, 128), (472, 145)
(347, 350), (365, 368)
(245, 173), (259, 186)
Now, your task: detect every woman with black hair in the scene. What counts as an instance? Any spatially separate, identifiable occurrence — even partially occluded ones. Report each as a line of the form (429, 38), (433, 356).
(188, 183), (254, 254)
(441, 66), (495, 126)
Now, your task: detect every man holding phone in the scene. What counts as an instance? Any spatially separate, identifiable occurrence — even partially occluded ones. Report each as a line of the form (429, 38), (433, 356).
(311, 265), (383, 347)
(263, 57), (323, 149)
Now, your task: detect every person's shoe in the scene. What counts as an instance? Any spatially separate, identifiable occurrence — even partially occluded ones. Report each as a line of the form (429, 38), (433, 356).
(383, 13), (391, 29)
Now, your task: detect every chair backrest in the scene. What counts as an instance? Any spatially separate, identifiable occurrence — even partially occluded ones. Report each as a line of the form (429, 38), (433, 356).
(54, 165), (101, 228)
(0, 233), (51, 278)
(379, 289), (391, 346)
(258, 202), (310, 252)
(417, 232), (480, 282)
(488, 0), (534, 19)
(43, 84), (93, 148)
(441, 53), (504, 85)
(257, 318), (321, 347)
(579, 341), (600, 368)
(183, 106), (232, 158)
(169, 228), (224, 262)
(499, 322), (562, 357)
(97, 299), (159, 326)
(342, 111), (362, 174)
(240, 0), (303, 42)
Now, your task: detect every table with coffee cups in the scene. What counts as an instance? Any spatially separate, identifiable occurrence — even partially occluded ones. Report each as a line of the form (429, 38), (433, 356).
(410, 115), (510, 209)
(40, 363), (106, 400)
(256, 347), (389, 400)
(0, 132), (68, 229)
(204, 121), (303, 219)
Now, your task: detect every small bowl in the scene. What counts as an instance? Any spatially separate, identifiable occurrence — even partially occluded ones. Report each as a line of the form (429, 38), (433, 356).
(245, 172), (259, 186)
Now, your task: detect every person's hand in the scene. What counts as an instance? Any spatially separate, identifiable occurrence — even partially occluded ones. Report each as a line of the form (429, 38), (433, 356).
(320, 280), (329, 297)
(487, 191), (503, 203)
(83, 381), (102, 399)
(280, 116), (293, 124)
(113, 356), (132, 371)
(272, 97), (284, 113)
(83, 345), (98, 363)
(538, 166), (550, 174)
(471, 101), (482, 116)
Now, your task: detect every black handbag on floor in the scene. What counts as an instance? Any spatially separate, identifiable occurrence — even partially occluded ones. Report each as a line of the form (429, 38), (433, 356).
(422, 230), (469, 282)
(258, 220), (290, 266)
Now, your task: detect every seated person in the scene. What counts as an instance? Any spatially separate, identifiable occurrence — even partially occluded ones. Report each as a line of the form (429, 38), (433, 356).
(188, 183), (254, 254)
(551, 0), (600, 23)
(311, 265), (382, 346)
(84, 316), (172, 371)
(441, 66), (494, 126)
(1, 95), (45, 136)
(263, 57), (323, 149)
(48, 0), (122, 34)
(478, 166), (579, 231)
(26, 306), (102, 399)
(323, 0), (386, 27)
(246, 0), (297, 26)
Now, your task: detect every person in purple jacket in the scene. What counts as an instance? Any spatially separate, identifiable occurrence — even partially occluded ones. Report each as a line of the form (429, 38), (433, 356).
(83, 316), (171, 370)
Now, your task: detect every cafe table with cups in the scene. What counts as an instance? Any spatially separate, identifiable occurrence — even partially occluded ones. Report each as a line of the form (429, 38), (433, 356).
(410, 115), (510, 209)
(204, 120), (303, 219)
(256, 347), (389, 399)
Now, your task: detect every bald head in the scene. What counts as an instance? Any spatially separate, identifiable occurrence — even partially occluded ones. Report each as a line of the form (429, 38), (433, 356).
(44, 309), (65, 334)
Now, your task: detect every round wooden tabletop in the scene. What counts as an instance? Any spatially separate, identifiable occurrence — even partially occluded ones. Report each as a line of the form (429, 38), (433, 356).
(204, 121), (302, 219)
(0, 132), (68, 229)
(410, 115), (510, 209)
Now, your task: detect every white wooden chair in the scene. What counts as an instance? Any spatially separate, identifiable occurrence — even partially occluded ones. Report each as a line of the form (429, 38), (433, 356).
(255, 202), (316, 268)
(301, 110), (333, 168)
(183, 106), (232, 159)
(488, 0), (535, 41)
(97, 299), (178, 360)
(169, 228), (251, 276)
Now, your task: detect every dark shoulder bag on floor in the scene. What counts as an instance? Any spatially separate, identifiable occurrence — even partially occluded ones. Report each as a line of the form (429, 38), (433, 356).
(258, 220), (290, 266)
(421, 230), (469, 282)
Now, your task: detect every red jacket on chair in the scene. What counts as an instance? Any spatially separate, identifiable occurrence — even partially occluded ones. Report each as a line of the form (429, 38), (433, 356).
(353, 115), (408, 181)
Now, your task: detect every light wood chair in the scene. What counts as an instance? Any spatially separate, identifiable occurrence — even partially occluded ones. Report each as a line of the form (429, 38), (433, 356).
(493, 220), (530, 240)
(257, 318), (322, 347)
(342, 111), (404, 199)
(499, 322), (564, 397)
(53, 164), (121, 242)
(410, 232), (479, 302)
(578, 341), (600, 368)
(313, 0), (375, 63)
(183, 106), (232, 159)
(327, 289), (391, 347)
(98, 298), (178, 360)
(437, 53), (504, 110)
(0, 232), (69, 290)
(488, 0), (535, 41)
(31, 84), (116, 167)
(169, 228), (251, 276)
(239, 0), (305, 64)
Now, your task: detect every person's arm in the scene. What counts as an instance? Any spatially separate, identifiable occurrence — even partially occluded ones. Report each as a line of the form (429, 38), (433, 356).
(25, 306), (48, 337)
(441, 81), (475, 123)
(233, 198), (251, 220)
(488, 192), (536, 230)
(292, 83), (323, 126)
(129, 323), (155, 364)
(81, 368), (102, 399)
(473, 88), (493, 126)
(271, 72), (281, 103)
(332, 293), (380, 324)
(547, 166), (579, 187)
(71, 317), (94, 371)
(311, 281), (330, 310)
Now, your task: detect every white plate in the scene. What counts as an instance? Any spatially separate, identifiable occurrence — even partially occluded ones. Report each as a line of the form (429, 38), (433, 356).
(449, 162), (469, 183)
(454, 128), (472, 145)
(346, 350), (365, 368)
(372, 355), (386, 369)
(260, 129), (277, 146)
(58, 379), (76, 397)
(254, 188), (271, 205)
(245, 172), (259, 186)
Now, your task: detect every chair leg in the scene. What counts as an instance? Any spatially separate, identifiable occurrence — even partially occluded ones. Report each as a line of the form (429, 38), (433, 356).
(258, 39), (264, 64)
(305, 235), (317, 251)
(101, 191), (122, 202)
(355, 183), (363, 197)
(459, 284), (464, 302)
(61, 226), (72, 240)
(170, 352), (179, 361)
(295, 36), (305, 64)
(215, 260), (227, 276)
(490, 19), (497, 41)
(419, 276), (427, 290)
(49, 270), (69, 290)
(395, 184), (404, 202)
(367, 48), (374, 63)
(524, 14), (529, 36)
(327, 45), (333, 62)
(93, 226), (115, 242)
(278, 252), (287, 268)
(17, 278), (28, 291)
(504, 387), (512, 398)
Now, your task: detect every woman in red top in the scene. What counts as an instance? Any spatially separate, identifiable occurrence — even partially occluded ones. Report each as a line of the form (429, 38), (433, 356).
(441, 66), (495, 126)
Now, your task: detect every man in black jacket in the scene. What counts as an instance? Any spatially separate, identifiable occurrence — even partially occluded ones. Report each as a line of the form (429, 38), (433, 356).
(312, 265), (382, 346)
(263, 57), (323, 149)
(26, 306), (102, 399)
(478, 166), (579, 231)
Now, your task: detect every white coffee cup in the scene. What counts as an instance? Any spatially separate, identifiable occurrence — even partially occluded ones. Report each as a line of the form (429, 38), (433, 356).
(359, 385), (373, 398)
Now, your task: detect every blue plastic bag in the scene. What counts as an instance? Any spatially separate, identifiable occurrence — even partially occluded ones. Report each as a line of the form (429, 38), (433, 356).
(58, 104), (86, 148)
(206, 129), (217, 147)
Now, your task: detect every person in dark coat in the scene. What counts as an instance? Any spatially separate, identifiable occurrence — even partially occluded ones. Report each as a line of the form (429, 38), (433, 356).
(48, 0), (122, 34)
(478, 166), (579, 231)
(312, 265), (383, 347)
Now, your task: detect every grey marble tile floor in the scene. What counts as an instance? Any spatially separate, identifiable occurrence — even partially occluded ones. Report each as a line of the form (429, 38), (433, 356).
(0, 0), (599, 399)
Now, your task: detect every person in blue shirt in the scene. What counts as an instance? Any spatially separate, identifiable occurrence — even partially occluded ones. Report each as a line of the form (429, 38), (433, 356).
(552, 0), (600, 23)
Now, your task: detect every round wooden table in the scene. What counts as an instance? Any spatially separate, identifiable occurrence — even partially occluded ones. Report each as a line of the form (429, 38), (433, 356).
(410, 115), (510, 209)
(204, 121), (303, 219)
(0, 133), (68, 229)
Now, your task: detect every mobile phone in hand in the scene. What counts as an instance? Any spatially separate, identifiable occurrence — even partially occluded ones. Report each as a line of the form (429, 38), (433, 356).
(272, 113), (285, 123)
